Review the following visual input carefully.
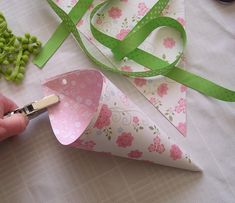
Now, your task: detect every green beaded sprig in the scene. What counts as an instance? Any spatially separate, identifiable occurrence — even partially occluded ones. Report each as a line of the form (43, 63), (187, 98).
(0, 12), (41, 83)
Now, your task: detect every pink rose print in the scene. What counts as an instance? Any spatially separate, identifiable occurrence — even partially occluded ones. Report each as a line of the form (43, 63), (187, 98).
(119, 94), (129, 106)
(133, 116), (139, 124)
(170, 144), (182, 160)
(138, 3), (149, 16)
(175, 98), (186, 114)
(75, 139), (83, 147)
(177, 17), (186, 26)
(84, 140), (96, 151)
(94, 104), (112, 129)
(128, 150), (143, 158)
(121, 65), (132, 72)
(163, 37), (176, 48)
(108, 7), (122, 19)
(96, 18), (102, 25)
(77, 19), (84, 27)
(148, 136), (165, 154)
(75, 139), (96, 151)
(180, 85), (187, 93)
(177, 122), (186, 136)
(116, 29), (130, 40)
(157, 83), (168, 97)
(116, 132), (134, 148)
(134, 78), (147, 87)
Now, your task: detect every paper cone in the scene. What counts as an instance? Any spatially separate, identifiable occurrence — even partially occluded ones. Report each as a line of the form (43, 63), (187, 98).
(42, 69), (200, 171)
(53, 0), (187, 136)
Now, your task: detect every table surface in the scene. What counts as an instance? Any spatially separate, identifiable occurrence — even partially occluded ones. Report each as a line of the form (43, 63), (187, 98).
(0, 1), (235, 203)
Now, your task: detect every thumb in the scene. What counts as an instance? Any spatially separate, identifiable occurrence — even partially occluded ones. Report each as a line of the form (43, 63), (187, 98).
(0, 114), (29, 140)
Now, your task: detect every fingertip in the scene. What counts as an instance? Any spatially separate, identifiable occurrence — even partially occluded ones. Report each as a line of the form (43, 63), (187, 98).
(2, 113), (29, 137)
(13, 113), (29, 131)
(0, 94), (18, 116)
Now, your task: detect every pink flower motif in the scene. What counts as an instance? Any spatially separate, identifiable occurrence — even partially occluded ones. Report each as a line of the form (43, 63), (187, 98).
(94, 104), (112, 129)
(120, 0), (128, 2)
(179, 98), (186, 107)
(77, 19), (84, 27)
(134, 78), (147, 87)
(157, 83), (168, 97)
(180, 85), (187, 93)
(116, 29), (130, 40)
(74, 139), (83, 147)
(148, 136), (165, 154)
(75, 139), (96, 151)
(163, 37), (176, 48)
(138, 3), (149, 16)
(133, 116), (139, 124)
(177, 122), (186, 136)
(84, 140), (96, 151)
(119, 94), (129, 106)
(108, 7), (122, 19)
(116, 132), (134, 148)
(96, 18), (102, 25)
(170, 144), (182, 160)
(156, 143), (165, 154)
(121, 65), (132, 72)
(148, 144), (156, 152)
(177, 17), (186, 26)
(175, 98), (186, 113)
(128, 150), (143, 158)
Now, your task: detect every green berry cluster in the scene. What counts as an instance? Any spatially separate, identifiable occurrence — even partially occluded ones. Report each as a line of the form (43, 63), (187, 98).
(0, 12), (41, 83)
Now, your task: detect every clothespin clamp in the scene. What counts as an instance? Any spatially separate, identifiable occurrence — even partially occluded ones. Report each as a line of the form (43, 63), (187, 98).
(4, 95), (60, 119)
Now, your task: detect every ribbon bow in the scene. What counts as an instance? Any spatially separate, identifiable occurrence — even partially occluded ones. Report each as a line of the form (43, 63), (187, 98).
(34, 0), (235, 102)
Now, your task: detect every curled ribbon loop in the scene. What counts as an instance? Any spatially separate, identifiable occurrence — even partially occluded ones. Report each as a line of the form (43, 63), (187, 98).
(111, 17), (184, 61)
(33, 0), (235, 102)
(89, 3), (186, 75)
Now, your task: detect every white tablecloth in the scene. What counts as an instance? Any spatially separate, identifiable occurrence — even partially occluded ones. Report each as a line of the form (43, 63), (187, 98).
(0, 1), (235, 202)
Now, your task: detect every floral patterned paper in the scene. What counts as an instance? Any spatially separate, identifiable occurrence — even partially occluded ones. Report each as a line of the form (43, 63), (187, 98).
(54, 0), (188, 136)
(42, 69), (199, 171)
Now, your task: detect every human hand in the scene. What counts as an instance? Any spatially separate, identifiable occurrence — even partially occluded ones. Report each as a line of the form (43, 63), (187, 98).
(0, 94), (28, 142)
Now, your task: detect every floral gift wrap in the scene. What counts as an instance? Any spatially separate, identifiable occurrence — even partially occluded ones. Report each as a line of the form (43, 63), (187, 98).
(45, 0), (188, 136)
(42, 69), (200, 171)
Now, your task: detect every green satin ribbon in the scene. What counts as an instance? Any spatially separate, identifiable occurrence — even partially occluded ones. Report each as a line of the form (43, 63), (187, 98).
(33, 0), (93, 67)
(33, 0), (235, 102)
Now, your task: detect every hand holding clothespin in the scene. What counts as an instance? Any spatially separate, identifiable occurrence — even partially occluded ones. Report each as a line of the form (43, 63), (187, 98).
(1, 94), (59, 141)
